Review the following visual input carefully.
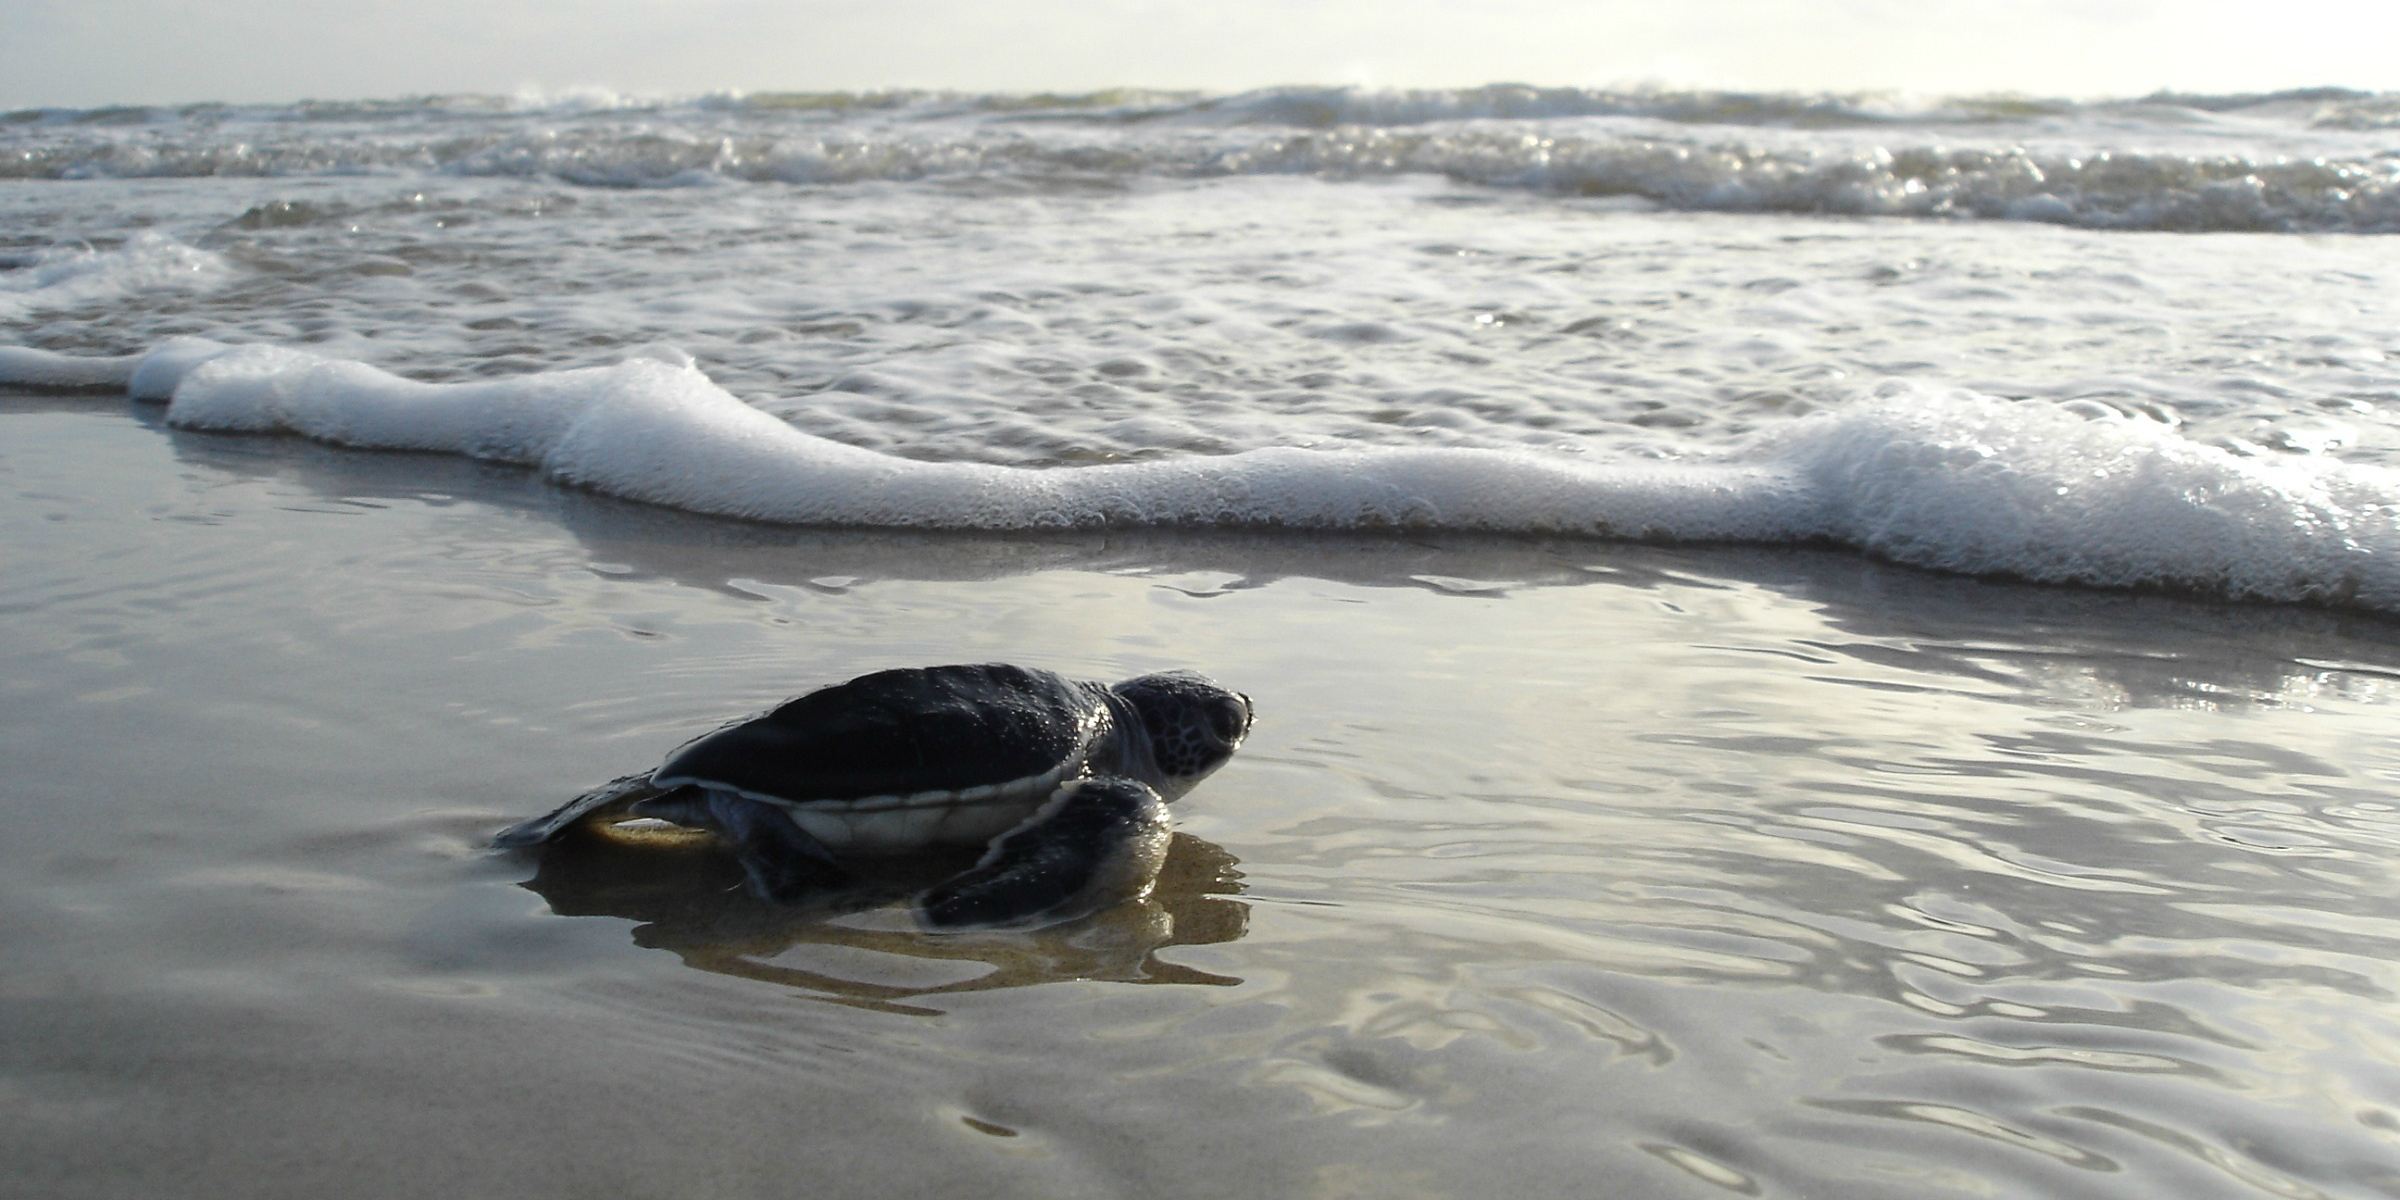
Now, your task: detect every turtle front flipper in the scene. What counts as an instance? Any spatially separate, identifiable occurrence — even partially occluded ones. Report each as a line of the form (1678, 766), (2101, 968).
(494, 772), (667, 848)
(914, 777), (1172, 930)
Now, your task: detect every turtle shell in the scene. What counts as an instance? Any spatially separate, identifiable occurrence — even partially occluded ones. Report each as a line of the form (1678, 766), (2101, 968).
(651, 663), (1110, 807)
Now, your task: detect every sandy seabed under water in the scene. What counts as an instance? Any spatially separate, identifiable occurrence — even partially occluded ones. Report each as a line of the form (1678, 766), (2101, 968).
(10, 395), (2400, 1200)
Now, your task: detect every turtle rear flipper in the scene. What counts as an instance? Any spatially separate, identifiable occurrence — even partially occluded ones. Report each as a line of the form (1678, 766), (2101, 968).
(630, 788), (856, 902)
(914, 777), (1171, 930)
(493, 772), (668, 848)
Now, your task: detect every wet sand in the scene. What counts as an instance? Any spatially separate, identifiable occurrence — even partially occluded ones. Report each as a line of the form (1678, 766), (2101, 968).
(10, 396), (2400, 1199)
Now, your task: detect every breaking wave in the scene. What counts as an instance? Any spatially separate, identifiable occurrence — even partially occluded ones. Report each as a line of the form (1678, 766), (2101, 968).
(5, 86), (2397, 232)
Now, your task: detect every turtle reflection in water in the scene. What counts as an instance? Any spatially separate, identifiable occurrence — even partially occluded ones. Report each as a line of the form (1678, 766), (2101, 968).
(498, 664), (1253, 930)
(523, 824), (1251, 1010)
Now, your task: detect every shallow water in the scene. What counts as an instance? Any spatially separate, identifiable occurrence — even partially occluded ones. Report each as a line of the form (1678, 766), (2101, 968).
(10, 400), (2400, 1198)
(11, 172), (2400, 468)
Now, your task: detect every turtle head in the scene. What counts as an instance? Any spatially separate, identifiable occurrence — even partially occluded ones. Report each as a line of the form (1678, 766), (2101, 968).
(1111, 670), (1252, 794)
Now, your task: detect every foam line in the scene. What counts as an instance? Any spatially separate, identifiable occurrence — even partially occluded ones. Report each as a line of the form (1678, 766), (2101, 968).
(8, 339), (2400, 611)
(152, 342), (1820, 539)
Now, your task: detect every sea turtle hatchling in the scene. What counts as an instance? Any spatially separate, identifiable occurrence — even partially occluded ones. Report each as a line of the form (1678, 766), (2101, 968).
(496, 663), (1252, 929)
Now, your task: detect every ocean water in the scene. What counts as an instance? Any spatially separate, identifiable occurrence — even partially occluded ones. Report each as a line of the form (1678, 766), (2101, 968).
(8, 87), (2400, 603)
(8, 85), (2400, 1198)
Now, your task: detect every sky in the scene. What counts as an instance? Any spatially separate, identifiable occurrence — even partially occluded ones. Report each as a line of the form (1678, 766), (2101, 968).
(2, 0), (2394, 110)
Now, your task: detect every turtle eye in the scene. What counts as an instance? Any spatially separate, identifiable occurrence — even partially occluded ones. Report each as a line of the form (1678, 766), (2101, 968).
(1208, 698), (1248, 743)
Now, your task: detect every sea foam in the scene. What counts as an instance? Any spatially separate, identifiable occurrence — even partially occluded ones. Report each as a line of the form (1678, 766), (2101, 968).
(6, 340), (2398, 611)
(0, 235), (229, 319)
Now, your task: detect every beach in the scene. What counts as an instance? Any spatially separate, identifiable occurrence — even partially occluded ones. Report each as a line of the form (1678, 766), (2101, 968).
(8, 398), (2400, 1197)
(9, 86), (2400, 1198)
